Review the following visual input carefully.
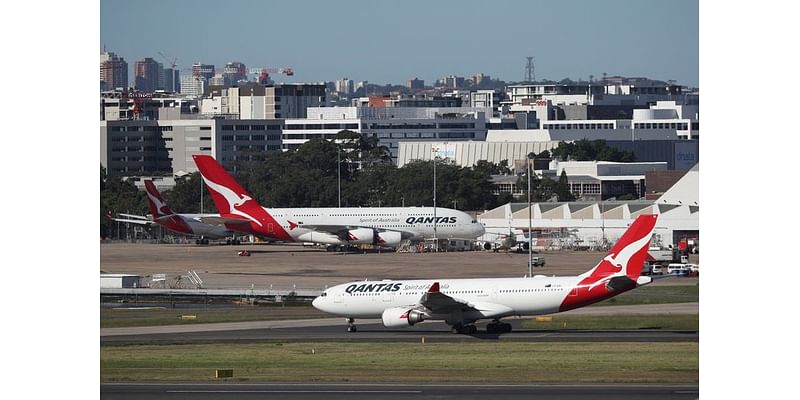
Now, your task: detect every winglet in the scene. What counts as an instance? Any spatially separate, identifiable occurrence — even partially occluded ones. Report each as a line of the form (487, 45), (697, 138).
(428, 282), (440, 293)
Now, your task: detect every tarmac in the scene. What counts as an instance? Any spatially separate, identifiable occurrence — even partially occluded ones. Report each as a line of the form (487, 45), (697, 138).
(100, 242), (700, 291)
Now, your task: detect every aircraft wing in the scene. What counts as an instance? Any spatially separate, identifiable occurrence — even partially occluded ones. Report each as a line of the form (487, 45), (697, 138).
(417, 282), (514, 319)
(108, 216), (154, 226)
(418, 282), (480, 314)
(117, 213), (151, 220)
(299, 224), (416, 240)
(197, 216), (253, 227)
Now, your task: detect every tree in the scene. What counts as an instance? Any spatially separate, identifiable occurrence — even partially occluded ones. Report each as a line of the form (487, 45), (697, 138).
(555, 170), (576, 202)
(162, 172), (217, 214)
(100, 165), (148, 238)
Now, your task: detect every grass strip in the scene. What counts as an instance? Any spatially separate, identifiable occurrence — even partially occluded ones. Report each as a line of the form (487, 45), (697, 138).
(521, 314), (698, 330)
(101, 342), (697, 384)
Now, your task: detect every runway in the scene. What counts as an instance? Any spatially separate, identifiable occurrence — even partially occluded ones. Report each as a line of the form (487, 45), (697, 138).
(100, 383), (700, 399)
(101, 319), (698, 345)
(101, 302), (698, 344)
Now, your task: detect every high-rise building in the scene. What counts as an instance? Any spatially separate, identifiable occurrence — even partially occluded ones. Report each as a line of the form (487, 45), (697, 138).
(100, 51), (128, 90)
(192, 63), (215, 81)
(134, 57), (162, 92)
(163, 68), (180, 93)
(335, 78), (354, 96)
(223, 61), (248, 85)
(180, 75), (206, 97)
(407, 78), (424, 89)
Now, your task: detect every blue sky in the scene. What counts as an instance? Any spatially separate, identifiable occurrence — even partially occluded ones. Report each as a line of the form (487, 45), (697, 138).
(101, 0), (698, 86)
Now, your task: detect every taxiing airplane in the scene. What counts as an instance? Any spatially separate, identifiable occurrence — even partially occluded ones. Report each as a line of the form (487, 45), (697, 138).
(107, 180), (238, 244)
(192, 155), (485, 248)
(312, 214), (658, 334)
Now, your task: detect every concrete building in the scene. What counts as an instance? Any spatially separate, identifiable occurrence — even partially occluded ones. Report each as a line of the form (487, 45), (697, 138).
(163, 68), (180, 93)
(335, 78), (354, 96)
(101, 116), (283, 177)
(541, 160), (668, 201)
(477, 164), (698, 250)
(283, 106), (489, 160)
(100, 91), (198, 121)
(407, 78), (425, 89)
(100, 51), (128, 90)
(134, 58), (163, 92)
(507, 77), (687, 107)
(180, 75), (206, 98)
(203, 83), (326, 119)
(223, 61), (248, 84)
(192, 63), (215, 81)
(396, 141), (559, 168)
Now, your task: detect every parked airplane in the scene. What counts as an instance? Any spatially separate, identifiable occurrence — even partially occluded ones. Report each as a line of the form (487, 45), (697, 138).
(106, 180), (238, 244)
(191, 155), (485, 248)
(312, 214), (658, 334)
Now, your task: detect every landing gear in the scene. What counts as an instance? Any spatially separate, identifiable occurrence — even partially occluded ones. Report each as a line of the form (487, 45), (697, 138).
(486, 320), (512, 334)
(450, 323), (478, 334)
(226, 238), (241, 245)
(346, 318), (357, 332)
(196, 238), (210, 245)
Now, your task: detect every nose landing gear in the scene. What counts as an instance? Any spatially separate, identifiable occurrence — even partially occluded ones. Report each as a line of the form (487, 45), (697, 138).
(486, 320), (512, 334)
(346, 318), (357, 332)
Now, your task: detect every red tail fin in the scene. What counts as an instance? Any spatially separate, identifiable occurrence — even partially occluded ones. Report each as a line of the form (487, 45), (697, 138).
(144, 180), (174, 218)
(192, 155), (293, 241)
(585, 214), (659, 280)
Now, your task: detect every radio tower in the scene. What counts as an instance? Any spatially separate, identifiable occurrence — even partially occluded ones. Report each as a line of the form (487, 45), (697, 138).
(525, 56), (535, 83)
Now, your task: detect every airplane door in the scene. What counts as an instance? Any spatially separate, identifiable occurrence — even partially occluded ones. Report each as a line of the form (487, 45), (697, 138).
(382, 291), (392, 302)
(335, 293), (343, 303)
(267, 223), (274, 233)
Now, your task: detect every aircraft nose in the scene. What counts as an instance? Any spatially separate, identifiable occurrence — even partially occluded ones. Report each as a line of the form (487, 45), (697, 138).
(475, 223), (485, 237)
(312, 296), (322, 310)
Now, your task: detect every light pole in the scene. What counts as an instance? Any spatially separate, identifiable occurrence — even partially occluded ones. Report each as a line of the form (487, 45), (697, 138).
(527, 154), (533, 277)
(401, 197), (405, 207)
(432, 145), (438, 252)
(337, 146), (341, 208)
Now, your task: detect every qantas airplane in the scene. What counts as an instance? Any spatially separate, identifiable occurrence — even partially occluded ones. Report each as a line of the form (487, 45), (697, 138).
(107, 180), (239, 244)
(191, 155), (485, 248)
(312, 214), (659, 334)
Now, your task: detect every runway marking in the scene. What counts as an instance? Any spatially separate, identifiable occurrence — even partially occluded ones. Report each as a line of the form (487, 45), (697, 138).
(167, 390), (423, 394)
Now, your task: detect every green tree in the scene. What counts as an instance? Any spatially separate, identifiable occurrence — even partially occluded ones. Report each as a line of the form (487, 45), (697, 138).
(100, 165), (148, 238)
(555, 170), (576, 201)
(162, 172), (218, 214)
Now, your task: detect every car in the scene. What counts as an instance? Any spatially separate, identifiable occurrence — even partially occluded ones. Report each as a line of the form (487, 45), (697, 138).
(667, 263), (689, 276)
(652, 264), (664, 275)
(530, 256), (545, 267)
(640, 262), (654, 276)
(686, 263), (699, 277)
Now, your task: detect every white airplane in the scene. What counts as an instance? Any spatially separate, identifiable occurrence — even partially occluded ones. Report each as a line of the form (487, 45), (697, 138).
(107, 180), (239, 244)
(312, 214), (659, 334)
(192, 155), (485, 248)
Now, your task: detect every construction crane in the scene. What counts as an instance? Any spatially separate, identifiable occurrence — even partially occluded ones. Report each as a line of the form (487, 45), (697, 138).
(157, 52), (178, 70)
(246, 67), (294, 84)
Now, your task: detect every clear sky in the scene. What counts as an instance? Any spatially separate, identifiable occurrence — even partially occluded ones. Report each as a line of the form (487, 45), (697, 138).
(101, 0), (698, 86)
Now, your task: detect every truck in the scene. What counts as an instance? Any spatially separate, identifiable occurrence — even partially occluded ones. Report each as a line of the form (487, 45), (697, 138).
(530, 256), (546, 267)
(647, 248), (676, 264)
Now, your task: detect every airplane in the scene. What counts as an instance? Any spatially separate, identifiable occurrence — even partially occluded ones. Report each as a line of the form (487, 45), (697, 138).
(482, 229), (529, 252)
(312, 214), (658, 334)
(191, 155), (485, 249)
(106, 180), (239, 244)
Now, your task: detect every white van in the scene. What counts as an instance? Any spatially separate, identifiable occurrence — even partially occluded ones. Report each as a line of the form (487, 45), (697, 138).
(667, 263), (689, 276)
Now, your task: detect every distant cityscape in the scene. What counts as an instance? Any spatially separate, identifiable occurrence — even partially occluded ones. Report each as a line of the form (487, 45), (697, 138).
(100, 49), (699, 203)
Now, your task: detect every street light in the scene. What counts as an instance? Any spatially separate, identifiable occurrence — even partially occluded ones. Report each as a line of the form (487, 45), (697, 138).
(432, 145), (438, 252)
(527, 153), (534, 277)
(337, 146), (341, 208)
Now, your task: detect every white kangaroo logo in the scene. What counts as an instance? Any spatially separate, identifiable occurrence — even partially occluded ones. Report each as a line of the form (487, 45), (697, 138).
(587, 227), (654, 291)
(201, 176), (263, 227)
(145, 188), (171, 217)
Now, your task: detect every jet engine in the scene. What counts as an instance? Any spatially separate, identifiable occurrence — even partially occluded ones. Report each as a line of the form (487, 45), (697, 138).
(381, 307), (427, 328)
(346, 228), (375, 244)
(375, 231), (402, 247)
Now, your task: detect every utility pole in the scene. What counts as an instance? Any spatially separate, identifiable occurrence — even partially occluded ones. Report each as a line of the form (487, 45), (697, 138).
(337, 147), (341, 208)
(432, 145), (438, 252)
(527, 155), (533, 277)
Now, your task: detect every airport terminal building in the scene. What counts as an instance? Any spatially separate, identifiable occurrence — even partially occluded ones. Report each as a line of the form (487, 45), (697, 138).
(477, 164), (699, 249)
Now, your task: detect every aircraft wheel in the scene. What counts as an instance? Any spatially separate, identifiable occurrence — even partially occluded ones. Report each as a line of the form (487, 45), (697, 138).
(451, 324), (463, 334)
(501, 323), (512, 333)
(347, 325), (357, 333)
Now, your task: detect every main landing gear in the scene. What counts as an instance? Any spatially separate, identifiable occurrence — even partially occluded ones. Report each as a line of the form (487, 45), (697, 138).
(450, 323), (478, 334)
(346, 318), (357, 332)
(195, 238), (210, 245)
(225, 238), (241, 245)
(486, 320), (512, 334)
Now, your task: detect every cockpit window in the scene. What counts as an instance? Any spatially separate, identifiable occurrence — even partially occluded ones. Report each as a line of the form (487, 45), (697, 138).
(321, 292), (327, 297)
